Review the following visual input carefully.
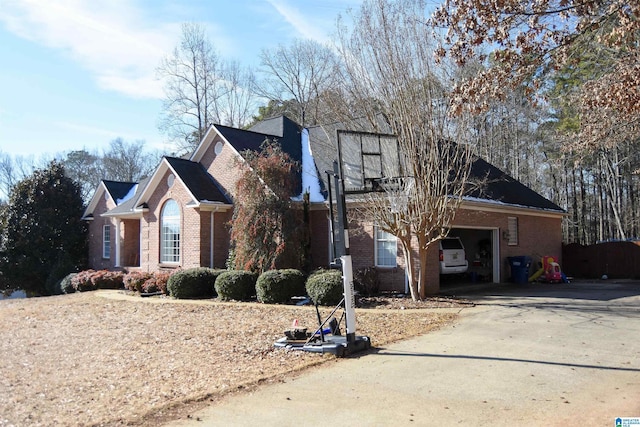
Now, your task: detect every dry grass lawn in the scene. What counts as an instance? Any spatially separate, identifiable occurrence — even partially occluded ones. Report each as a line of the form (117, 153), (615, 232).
(0, 291), (465, 426)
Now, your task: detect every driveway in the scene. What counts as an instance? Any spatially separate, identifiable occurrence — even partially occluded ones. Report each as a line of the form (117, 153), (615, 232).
(167, 281), (640, 426)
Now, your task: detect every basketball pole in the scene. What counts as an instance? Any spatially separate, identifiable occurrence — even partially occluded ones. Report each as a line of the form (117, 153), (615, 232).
(336, 161), (357, 343)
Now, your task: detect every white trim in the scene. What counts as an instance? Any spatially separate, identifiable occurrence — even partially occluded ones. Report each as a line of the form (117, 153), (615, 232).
(83, 182), (110, 219)
(189, 126), (218, 163)
(210, 211), (214, 268)
(492, 229), (500, 283)
(374, 226), (398, 268)
(460, 199), (565, 218)
(102, 224), (111, 259)
(449, 225), (501, 283)
(115, 219), (121, 267)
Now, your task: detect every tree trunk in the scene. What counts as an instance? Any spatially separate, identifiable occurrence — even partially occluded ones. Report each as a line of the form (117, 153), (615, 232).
(399, 236), (418, 301)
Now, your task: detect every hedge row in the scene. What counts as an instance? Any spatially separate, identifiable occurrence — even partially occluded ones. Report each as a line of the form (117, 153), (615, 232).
(61, 270), (175, 294)
(62, 267), (373, 306)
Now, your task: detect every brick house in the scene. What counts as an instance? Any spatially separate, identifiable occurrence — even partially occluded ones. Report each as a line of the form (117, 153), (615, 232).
(83, 115), (565, 294)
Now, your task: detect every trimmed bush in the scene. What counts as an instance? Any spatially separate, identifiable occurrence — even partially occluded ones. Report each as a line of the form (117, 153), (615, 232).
(71, 270), (97, 292)
(215, 270), (257, 301)
(90, 270), (124, 290)
(59, 273), (77, 294)
(256, 269), (306, 304)
(123, 272), (152, 293)
(354, 267), (380, 296)
(142, 271), (173, 295)
(167, 268), (224, 299)
(305, 269), (344, 306)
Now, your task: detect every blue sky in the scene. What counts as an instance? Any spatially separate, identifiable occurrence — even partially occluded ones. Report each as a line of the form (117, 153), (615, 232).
(0, 0), (361, 159)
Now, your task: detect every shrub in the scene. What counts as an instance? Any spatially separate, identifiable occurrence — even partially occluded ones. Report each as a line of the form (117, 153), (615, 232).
(167, 268), (224, 299)
(354, 267), (380, 296)
(71, 270), (97, 292)
(142, 271), (173, 295)
(90, 270), (124, 290)
(123, 272), (152, 293)
(305, 269), (344, 306)
(256, 269), (306, 304)
(215, 271), (257, 301)
(59, 273), (77, 294)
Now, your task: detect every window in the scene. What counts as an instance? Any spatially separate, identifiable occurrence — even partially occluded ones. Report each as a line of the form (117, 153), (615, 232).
(375, 227), (397, 267)
(102, 225), (111, 259)
(507, 216), (518, 246)
(161, 199), (180, 263)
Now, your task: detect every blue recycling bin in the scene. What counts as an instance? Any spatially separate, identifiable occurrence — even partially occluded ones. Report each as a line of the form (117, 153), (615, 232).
(508, 256), (532, 284)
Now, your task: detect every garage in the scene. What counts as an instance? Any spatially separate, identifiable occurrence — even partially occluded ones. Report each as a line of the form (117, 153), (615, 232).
(442, 227), (501, 286)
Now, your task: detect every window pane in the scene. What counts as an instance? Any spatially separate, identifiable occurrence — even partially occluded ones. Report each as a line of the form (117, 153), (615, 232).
(375, 227), (397, 267)
(161, 200), (180, 263)
(103, 225), (111, 259)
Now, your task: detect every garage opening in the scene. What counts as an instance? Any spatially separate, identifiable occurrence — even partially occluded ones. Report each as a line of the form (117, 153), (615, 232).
(440, 227), (500, 287)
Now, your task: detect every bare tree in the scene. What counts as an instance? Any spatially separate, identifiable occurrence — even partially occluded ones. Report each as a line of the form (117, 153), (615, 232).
(101, 138), (159, 183)
(332, 0), (475, 299)
(216, 60), (259, 128)
(258, 39), (337, 126)
(61, 149), (102, 203)
(0, 152), (48, 202)
(157, 23), (225, 154)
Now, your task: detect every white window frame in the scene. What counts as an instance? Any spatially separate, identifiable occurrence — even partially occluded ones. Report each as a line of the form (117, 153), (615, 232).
(160, 199), (181, 264)
(102, 224), (111, 259)
(507, 216), (519, 246)
(375, 226), (397, 267)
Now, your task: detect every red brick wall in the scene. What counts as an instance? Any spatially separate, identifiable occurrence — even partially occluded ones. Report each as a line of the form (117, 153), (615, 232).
(454, 207), (563, 281)
(141, 168), (202, 271)
(87, 191), (117, 270)
(196, 209), (232, 269)
(206, 142), (244, 201)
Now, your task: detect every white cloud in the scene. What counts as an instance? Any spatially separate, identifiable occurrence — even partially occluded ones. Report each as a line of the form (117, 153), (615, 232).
(265, 0), (332, 43)
(54, 121), (127, 139)
(0, 0), (180, 99)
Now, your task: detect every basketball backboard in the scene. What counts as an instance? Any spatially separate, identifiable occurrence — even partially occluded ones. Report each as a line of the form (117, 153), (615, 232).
(336, 129), (403, 193)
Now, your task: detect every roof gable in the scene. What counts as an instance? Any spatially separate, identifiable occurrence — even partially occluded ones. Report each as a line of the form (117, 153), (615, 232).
(134, 157), (230, 212)
(83, 180), (137, 219)
(164, 157), (229, 204)
(103, 180), (137, 203)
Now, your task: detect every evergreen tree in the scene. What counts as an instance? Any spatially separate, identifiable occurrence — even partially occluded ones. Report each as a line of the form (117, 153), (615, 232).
(0, 161), (87, 295)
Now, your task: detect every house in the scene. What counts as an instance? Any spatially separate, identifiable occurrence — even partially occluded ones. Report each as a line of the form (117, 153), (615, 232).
(83, 115), (565, 294)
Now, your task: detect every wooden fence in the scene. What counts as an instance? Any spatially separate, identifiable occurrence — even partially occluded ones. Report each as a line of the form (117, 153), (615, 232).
(562, 241), (640, 279)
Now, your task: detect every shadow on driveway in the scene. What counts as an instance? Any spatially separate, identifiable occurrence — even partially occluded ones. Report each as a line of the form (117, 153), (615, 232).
(369, 349), (640, 373)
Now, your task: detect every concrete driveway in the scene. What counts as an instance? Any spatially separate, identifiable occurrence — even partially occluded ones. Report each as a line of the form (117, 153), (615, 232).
(167, 281), (640, 426)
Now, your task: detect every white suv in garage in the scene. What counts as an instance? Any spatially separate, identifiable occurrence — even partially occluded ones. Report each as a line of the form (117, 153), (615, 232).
(439, 237), (469, 274)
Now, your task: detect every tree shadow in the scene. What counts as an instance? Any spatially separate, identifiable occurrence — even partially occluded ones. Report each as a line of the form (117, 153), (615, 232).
(367, 349), (640, 373)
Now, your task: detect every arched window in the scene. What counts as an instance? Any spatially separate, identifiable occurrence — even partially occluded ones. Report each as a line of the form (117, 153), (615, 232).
(161, 199), (180, 263)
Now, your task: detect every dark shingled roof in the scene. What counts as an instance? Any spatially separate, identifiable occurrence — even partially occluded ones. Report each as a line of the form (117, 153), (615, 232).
(164, 157), (230, 204)
(215, 125), (274, 153)
(104, 177), (149, 215)
(466, 157), (563, 211)
(216, 115), (304, 195)
(103, 180), (137, 204)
